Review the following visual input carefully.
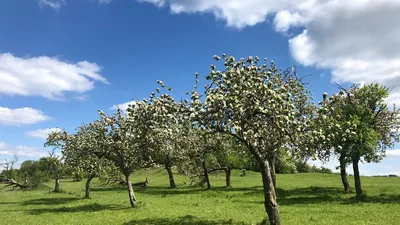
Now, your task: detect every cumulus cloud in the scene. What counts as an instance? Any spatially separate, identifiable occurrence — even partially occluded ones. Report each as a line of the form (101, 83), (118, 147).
(0, 142), (7, 150)
(137, 0), (309, 29)
(110, 100), (136, 111)
(284, 0), (400, 104)
(0, 144), (48, 158)
(27, 128), (61, 139)
(273, 10), (305, 33)
(386, 149), (400, 158)
(0, 53), (108, 100)
(39, 0), (65, 10)
(0, 107), (50, 126)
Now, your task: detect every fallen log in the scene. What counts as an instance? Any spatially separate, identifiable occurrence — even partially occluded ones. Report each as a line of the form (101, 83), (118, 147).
(1, 177), (29, 190)
(98, 176), (127, 186)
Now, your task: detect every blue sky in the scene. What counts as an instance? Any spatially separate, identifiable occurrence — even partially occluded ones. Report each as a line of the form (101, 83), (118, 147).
(0, 0), (399, 175)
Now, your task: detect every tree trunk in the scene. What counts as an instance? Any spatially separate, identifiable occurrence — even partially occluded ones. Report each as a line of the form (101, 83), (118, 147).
(259, 160), (280, 225)
(85, 173), (96, 199)
(202, 153), (210, 189)
(339, 157), (350, 192)
(225, 167), (231, 187)
(352, 156), (364, 198)
(165, 156), (176, 188)
(24, 173), (28, 185)
(268, 157), (277, 189)
(165, 164), (176, 189)
(124, 173), (138, 208)
(54, 174), (60, 193)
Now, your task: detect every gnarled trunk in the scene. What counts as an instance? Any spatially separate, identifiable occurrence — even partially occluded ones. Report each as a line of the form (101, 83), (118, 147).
(202, 153), (210, 189)
(54, 174), (60, 193)
(339, 157), (350, 192)
(225, 167), (231, 187)
(124, 173), (138, 208)
(352, 156), (364, 198)
(85, 173), (96, 199)
(165, 156), (176, 188)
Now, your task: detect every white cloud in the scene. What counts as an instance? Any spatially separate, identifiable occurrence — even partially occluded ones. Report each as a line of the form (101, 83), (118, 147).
(0, 53), (108, 100)
(0, 144), (48, 158)
(284, 0), (400, 104)
(27, 128), (61, 139)
(39, 0), (65, 10)
(0, 107), (50, 126)
(273, 10), (305, 33)
(110, 100), (136, 111)
(137, 0), (308, 29)
(386, 149), (400, 158)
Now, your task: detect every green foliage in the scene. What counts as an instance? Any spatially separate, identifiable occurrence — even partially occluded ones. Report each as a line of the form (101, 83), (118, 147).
(316, 83), (400, 163)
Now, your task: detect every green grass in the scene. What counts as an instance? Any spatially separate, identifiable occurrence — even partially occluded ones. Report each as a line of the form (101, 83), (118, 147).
(1, 169), (400, 224)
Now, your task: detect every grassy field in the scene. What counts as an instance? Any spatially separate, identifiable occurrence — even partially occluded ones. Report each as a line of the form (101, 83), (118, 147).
(1, 169), (399, 225)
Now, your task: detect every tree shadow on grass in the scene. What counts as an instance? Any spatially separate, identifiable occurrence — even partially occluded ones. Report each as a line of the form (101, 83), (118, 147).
(0, 201), (19, 205)
(342, 194), (400, 204)
(91, 186), (126, 192)
(137, 186), (262, 196)
(123, 215), (247, 225)
(275, 186), (400, 205)
(28, 203), (128, 215)
(22, 197), (81, 206)
(275, 186), (346, 205)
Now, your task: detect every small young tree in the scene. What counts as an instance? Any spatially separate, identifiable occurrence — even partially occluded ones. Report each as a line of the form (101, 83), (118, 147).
(189, 54), (315, 225)
(44, 134), (66, 193)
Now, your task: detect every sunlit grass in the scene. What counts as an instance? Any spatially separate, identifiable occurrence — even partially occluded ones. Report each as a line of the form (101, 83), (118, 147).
(1, 169), (399, 224)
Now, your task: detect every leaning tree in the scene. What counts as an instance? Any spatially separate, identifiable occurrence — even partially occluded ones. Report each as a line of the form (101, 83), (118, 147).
(188, 54), (316, 225)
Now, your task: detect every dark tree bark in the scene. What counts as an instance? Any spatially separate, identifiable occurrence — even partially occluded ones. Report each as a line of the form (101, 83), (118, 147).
(85, 172), (96, 199)
(164, 155), (176, 188)
(268, 156), (277, 189)
(202, 153), (211, 189)
(352, 156), (364, 198)
(339, 157), (350, 192)
(225, 167), (231, 187)
(124, 173), (138, 208)
(54, 174), (60, 193)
